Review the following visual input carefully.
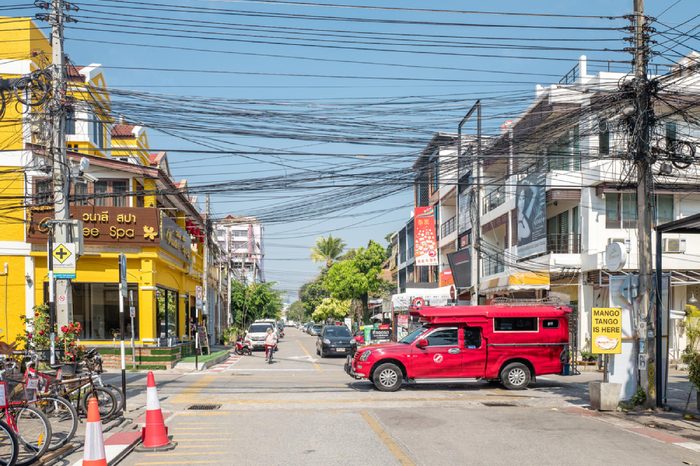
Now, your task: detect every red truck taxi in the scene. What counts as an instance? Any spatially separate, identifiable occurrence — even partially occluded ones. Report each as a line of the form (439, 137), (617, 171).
(345, 304), (571, 391)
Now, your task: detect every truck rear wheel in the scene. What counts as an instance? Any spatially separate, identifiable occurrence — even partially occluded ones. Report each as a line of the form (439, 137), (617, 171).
(500, 362), (531, 390)
(372, 363), (402, 392)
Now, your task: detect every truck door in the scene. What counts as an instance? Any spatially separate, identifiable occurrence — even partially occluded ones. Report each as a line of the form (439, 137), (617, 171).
(411, 327), (463, 378)
(462, 326), (486, 377)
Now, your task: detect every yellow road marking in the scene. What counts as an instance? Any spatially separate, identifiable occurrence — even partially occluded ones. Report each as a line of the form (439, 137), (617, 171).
(144, 452), (225, 457)
(135, 461), (218, 465)
(361, 410), (415, 466)
(172, 445), (219, 449)
(170, 395), (513, 405)
(297, 340), (321, 371)
(171, 374), (217, 404)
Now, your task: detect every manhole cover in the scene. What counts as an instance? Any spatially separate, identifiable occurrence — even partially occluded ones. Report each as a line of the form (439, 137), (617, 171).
(482, 402), (517, 407)
(187, 404), (221, 410)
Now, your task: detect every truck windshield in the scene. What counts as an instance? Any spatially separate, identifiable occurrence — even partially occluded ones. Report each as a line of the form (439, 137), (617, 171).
(399, 326), (428, 344)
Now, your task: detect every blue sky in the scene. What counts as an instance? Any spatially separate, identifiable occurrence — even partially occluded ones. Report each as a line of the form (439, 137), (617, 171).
(28, 0), (697, 300)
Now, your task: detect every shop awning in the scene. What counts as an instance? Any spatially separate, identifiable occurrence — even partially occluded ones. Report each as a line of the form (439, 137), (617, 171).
(391, 286), (455, 311)
(480, 271), (550, 293)
(670, 270), (700, 286)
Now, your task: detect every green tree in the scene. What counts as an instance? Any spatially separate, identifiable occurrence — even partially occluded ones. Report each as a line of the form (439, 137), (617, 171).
(229, 281), (283, 327)
(287, 301), (306, 323)
(299, 275), (330, 316)
(311, 235), (346, 268)
(312, 298), (351, 322)
(324, 240), (388, 322)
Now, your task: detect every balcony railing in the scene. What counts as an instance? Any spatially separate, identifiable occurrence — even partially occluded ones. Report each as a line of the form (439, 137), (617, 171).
(482, 185), (506, 214)
(547, 233), (581, 254)
(440, 216), (456, 238)
(482, 253), (505, 276)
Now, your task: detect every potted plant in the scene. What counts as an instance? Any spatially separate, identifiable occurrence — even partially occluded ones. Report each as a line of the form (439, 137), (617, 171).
(16, 304), (51, 363)
(58, 322), (84, 376)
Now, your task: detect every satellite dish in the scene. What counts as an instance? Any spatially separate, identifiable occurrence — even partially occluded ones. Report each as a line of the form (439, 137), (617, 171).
(605, 242), (626, 272)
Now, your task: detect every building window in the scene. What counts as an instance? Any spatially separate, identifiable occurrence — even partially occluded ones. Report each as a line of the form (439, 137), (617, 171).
(71, 181), (88, 206)
(67, 283), (139, 340)
(605, 193), (673, 227)
(494, 317), (538, 332)
(157, 287), (179, 339)
(34, 178), (52, 206)
(91, 112), (104, 149)
(134, 180), (144, 207)
(656, 194), (674, 225)
(431, 159), (439, 194)
(599, 119), (610, 155)
(94, 179), (129, 207)
(666, 121), (677, 150)
(547, 126), (580, 171)
(66, 108), (76, 135)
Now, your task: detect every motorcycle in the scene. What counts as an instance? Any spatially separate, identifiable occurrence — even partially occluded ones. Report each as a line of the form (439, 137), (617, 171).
(234, 337), (253, 356)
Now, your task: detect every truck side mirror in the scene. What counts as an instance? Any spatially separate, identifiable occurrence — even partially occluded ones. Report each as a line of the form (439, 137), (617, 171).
(416, 338), (428, 349)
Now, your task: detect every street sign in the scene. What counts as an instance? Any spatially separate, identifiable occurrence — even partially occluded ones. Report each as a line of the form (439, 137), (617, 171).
(119, 254), (127, 297)
(195, 285), (203, 310)
(591, 307), (623, 354)
(52, 243), (76, 279)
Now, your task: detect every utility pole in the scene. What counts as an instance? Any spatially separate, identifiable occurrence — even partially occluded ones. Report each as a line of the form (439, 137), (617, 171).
(456, 100), (481, 305)
(631, 0), (656, 406)
(226, 228), (232, 326)
(203, 195), (211, 347)
(49, 0), (73, 348)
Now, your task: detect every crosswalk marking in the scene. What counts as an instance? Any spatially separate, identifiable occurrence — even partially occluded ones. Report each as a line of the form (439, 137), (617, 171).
(205, 353), (242, 373)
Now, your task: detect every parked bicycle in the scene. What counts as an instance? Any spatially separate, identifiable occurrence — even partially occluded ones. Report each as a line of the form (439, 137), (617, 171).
(0, 365), (52, 466)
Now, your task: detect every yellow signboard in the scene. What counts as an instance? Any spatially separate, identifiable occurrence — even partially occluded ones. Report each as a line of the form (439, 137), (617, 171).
(591, 307), (622, 354)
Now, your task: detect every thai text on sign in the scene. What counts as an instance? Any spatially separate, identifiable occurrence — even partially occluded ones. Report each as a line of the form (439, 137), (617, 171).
(591, 307), (622, 354)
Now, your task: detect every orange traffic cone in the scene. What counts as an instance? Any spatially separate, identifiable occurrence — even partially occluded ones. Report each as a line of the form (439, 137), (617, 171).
(138, 371), (176, 451)
(83, 397), (107, 466)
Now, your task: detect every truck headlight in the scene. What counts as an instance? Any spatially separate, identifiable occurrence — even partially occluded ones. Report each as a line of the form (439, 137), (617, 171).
(360, 350), (372, 361)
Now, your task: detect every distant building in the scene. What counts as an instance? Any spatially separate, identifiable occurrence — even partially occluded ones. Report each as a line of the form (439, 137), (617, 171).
(214, 215), (265, 284)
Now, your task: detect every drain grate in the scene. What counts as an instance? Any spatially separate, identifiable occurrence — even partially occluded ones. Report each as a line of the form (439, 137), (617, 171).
(482, 402), (517, 407)
(187, 403), (221, 410)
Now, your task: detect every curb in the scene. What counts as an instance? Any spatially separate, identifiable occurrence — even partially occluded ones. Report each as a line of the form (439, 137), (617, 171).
(174, 351), (232, 371)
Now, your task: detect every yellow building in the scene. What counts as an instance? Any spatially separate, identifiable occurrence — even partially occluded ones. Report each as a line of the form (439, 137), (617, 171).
(0, 18), (223, 367)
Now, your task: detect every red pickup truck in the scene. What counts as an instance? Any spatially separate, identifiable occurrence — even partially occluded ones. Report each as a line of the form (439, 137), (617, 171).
(345, 304), (571, 391)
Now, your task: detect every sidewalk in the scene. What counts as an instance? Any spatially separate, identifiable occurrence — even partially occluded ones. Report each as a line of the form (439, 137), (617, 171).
(537, 365), (700, 446)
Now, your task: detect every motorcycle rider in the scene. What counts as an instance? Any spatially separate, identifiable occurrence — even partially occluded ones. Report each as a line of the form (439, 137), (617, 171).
(264, 327), (278, 361)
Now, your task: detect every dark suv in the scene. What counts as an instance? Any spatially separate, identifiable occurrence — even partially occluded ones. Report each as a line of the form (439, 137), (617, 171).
(316, 325), (353, 358)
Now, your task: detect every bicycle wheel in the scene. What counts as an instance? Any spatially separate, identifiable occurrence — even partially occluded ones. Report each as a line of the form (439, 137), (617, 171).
(10, 406), (52, 466)
(80, 388), (117, 422)
(35, 396), (78, 451)
(102, 384), (124, 415)
(0, 419), (18, 466)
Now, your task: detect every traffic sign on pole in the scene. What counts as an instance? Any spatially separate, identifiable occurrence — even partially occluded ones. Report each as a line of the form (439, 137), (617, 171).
(52, 243), (75, 279)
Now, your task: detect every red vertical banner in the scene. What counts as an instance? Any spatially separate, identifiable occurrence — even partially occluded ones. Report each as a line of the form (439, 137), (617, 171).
(414, 207), (438, 266)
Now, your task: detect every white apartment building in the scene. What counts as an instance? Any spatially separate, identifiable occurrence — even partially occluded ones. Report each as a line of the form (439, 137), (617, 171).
(214, 215), (265, 284)
(461, 54), (700, 359)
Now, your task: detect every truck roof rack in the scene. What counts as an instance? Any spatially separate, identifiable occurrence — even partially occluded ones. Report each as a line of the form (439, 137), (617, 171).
(490, 297), (562, 306)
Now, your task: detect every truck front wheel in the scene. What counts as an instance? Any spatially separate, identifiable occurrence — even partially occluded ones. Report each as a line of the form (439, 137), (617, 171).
(500, 362), (531, 390)
(372, 363), (403, 392)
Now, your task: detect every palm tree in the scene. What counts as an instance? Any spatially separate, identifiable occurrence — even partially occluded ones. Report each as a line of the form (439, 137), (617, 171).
(311, 235), (346, 268)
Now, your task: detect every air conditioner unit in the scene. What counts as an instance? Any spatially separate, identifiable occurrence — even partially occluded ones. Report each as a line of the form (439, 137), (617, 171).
(662, 238), (686, 253)
(608, 238), (625, 245)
